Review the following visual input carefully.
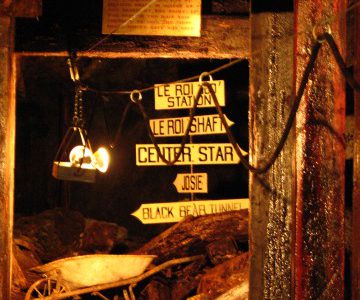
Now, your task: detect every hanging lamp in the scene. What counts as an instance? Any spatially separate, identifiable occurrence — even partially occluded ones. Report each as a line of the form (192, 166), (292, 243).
(52, 57), (109, 183)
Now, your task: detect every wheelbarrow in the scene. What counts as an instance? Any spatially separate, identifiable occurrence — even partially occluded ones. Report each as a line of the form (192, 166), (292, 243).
(25, 254), (203, 300)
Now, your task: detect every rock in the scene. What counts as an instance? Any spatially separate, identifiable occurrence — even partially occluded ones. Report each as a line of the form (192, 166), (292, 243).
(197, 252), (249, 299)
(135, 210), (248, 264)
(13, 208), (85, 262)
(139, 279), (171, 300)
(80, 218), (128, 253)
(13, 208), (128, 262)
(205, 237), (239, 266)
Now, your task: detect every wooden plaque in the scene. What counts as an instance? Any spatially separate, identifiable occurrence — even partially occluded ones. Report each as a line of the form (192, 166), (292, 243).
(102, 0), (201, 37)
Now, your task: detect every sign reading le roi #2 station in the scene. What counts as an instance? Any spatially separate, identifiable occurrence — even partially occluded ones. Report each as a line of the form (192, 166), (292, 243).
(154, 80), (225, 110)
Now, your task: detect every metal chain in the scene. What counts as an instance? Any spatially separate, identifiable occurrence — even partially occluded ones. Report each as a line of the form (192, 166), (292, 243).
(73, 85), (85, 128)
(73, 86), (79, 126)
(77, 87), (85, 128)
(68, 55), (85, 128)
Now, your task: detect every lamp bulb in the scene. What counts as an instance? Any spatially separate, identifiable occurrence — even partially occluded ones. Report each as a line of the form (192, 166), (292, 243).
(93, 147), (110, 173)
(69, 145), (93, 166)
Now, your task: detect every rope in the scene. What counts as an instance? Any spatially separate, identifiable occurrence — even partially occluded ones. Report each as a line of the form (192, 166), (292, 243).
(323, 32), (360, 91)
(133, 85), (205, 166)
(131, 32), (360, 172)
(79, 58), (246, 95)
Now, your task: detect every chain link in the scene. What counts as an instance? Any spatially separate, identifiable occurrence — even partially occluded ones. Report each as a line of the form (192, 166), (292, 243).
(73, 85), (85, 128)
(68, 55), (85, 128)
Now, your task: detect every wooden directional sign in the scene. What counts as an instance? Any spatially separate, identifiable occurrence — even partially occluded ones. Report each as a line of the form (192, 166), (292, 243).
(154, 80), (225, 110)
(149, 114), (234, 137)
(131, 199), (249, 224)
(136, 143), (247, 166)
(173, 173), (208, 193)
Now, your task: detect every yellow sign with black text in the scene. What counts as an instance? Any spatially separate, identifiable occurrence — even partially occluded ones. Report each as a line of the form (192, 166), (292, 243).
(136, 143), (247, 166)
(173, 173), (208, 193)
(131, 199), (249, 224)
(149, 114), (234, 137)
(154, 80), (225, 110)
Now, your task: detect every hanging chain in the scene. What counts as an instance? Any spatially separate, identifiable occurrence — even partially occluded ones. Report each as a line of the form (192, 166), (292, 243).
(67, 56), (85, 128)
(73, 85), (85, 128)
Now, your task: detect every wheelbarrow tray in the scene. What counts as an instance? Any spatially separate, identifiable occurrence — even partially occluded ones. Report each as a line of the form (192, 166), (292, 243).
(30, 254), (156, 290)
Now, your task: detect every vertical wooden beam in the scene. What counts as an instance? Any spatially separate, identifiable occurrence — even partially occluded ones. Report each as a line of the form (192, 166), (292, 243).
(249, 12), (294, 300)
(294, 0), (346, 299)
(352, 3), (360, 299)
(0, 5), (14, 300)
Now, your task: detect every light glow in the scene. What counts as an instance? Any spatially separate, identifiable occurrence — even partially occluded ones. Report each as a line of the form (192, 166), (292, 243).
(68, 145), (109, 173)
(69, 146), (94, 167)
(93, 147), (110, 173)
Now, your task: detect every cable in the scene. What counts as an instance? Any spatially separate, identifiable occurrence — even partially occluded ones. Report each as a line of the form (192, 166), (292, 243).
(323, 32), (360, 91)
(86, 0), (159, 52)
(130, 40), (320, 172)
(79, 2), (359, 97)
(110, 102), (132, 149)
(131, 32), (360, 173)
(76, 0), (360, 96)
(69, 16), (360, 173)
(82, 0), (360, 60)
(133, 85), (205, 166)
(79, 58), (246, 96)
(205, 33), (360, 174)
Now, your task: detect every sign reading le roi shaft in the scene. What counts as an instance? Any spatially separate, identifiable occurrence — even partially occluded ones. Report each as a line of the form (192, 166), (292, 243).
(150, 114), (234, 137)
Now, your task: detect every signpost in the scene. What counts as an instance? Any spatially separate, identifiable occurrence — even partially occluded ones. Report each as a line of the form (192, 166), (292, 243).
(149, 114), (234, 137)
(136, 143), (247, 166)
(173, 173), (208, 193)
(133, 78), (248, 224)
(154, 80), (225, 110)
(131, 199), (249, 224)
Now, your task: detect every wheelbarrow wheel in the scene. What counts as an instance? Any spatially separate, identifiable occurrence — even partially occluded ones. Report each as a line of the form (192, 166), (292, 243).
(25, 277), (69, 300)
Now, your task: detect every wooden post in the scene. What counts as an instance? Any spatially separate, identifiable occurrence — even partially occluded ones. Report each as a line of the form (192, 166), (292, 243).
(294, 0), (346, 299)
(352, 2), (360, 299)
(0, 3), (15, 299)
(249, 12), (294, 300)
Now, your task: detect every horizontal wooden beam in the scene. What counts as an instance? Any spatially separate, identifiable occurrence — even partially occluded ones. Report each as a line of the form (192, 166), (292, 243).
(16, 16), (249, 59)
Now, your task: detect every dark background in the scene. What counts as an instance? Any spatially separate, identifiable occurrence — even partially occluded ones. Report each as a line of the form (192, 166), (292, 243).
(14, 0), (250, 240)
(15, 56), (249, 239)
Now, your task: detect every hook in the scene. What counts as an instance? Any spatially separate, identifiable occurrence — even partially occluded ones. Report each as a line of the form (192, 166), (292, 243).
(130, 90), (143, 103)
(199, 72), (213, 83)
(312, 23), (332, 43)
(67, 55), (80, 82)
